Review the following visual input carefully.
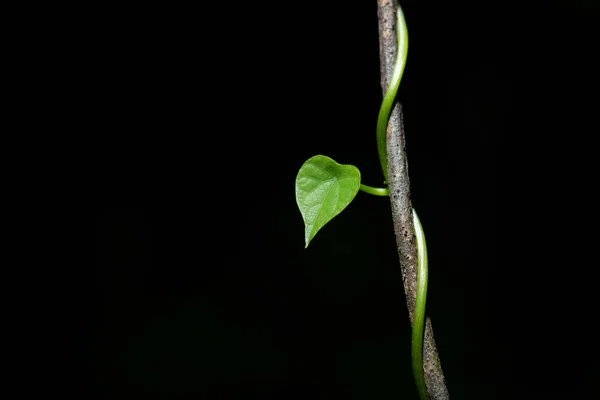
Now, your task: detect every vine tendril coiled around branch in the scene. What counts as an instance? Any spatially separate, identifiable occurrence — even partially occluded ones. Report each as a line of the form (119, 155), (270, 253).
(376, 6), (408, 183)
(370, 7), (429, 399)
(412, 208), (429, 400)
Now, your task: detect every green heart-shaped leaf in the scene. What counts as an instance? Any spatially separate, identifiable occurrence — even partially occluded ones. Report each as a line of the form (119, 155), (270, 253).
(295, 155), (361, 247)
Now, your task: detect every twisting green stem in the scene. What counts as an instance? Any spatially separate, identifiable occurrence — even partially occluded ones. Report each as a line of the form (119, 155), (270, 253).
(412, 209), (429, 400)
(376, 6), (408, 183)
(374, 6), (431, 399)
(359, 184), (389, 196)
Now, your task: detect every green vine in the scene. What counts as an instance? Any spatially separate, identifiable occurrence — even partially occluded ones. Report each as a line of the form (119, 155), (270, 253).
(294, 6), (430, 399)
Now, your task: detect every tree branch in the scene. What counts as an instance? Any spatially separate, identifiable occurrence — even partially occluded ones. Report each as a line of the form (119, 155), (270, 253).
(376, 1), (450, 398)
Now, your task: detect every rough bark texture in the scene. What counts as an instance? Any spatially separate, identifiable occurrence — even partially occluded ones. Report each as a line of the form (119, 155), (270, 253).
(377, 1), (450, 399)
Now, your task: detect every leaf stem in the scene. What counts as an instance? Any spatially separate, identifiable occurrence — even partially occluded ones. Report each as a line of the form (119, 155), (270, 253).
(359, 184), (389, 196)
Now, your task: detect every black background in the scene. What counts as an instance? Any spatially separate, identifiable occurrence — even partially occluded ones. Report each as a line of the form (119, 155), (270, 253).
(95, 1), (599, 399)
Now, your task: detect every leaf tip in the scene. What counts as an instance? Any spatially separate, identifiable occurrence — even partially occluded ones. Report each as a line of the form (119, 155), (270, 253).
(304, 232), (312, 249)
